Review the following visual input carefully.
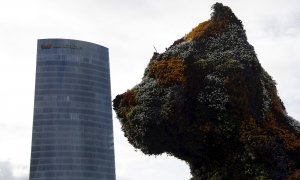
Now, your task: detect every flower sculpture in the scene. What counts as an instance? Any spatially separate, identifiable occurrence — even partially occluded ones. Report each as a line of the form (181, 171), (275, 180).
(113, 3), (300, 179)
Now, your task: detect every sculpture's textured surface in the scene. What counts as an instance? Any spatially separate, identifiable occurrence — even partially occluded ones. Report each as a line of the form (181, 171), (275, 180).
(113, 3), (300, 179)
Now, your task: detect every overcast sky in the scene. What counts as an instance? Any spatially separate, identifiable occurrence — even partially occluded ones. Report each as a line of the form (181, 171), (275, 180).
(0, 0), (299, 179)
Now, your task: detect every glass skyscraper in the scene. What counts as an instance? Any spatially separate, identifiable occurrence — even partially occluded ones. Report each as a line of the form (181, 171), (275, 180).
(29, 39), (116, 180)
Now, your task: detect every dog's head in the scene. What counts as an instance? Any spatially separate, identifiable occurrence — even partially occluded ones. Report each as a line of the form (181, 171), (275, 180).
(113, 3), (300, 178)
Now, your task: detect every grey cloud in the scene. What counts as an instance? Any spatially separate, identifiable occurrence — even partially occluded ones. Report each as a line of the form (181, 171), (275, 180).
(261, 17), (300, 37)
(0, 161), (28, 180)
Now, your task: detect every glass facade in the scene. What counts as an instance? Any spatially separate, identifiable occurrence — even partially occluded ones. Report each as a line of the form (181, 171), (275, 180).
(29, 39), (116, 180)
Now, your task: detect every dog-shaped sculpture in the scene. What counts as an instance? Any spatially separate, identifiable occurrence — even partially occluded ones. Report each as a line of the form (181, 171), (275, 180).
(113, 3), (300, 179)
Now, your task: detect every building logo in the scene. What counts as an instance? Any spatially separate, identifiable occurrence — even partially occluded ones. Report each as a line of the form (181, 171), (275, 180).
(41, 42), (52, 49)
(41, 42), (82, 50)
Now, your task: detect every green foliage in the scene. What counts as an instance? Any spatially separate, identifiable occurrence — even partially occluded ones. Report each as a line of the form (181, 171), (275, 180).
(211, 3), (242, 25)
